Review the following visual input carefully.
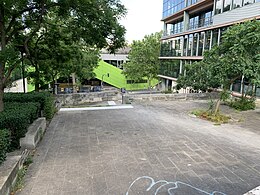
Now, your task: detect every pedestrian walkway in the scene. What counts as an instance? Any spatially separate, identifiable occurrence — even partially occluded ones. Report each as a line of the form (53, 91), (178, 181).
(18, 101), (260, 195)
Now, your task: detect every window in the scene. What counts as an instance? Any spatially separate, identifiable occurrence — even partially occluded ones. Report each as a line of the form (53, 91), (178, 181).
(233, 0), (243, 9)
(187, 34), (193, 56)
(183, 35), (188, 56)
(198, 32), (204, 56)
(211, 29), (219, 47)
(223, 0), (231, 12)
(192, 33), (198, 56)
(204, 31), (211, 51)
(243, 0), (254, 5)
(215, 0), (223, 14)
(219, 27), (227, 43)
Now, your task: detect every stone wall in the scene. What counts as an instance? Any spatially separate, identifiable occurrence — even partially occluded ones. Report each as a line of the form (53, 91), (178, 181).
(56, 90), (121, 106)
(123, 92), (219, 104)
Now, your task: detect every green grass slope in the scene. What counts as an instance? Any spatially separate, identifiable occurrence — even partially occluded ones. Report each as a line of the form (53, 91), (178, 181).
(94, 61), (158, 90)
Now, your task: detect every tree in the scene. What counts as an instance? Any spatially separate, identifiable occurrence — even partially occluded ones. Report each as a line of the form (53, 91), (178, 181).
(0, 0), (126, 111)
(123, 32), (161, 90)
(178, 20), (260, 114)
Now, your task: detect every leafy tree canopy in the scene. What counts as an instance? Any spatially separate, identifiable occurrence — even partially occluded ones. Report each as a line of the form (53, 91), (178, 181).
(123, 32), (161, 88)
(0, 0), (127, 111)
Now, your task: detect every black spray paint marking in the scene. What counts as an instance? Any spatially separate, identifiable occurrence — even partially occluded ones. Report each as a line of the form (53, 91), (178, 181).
(126, 176), (227, 195)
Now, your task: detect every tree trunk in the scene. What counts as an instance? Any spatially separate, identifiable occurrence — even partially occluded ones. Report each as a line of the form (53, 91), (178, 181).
(0, 81), (4, 112)
(214, 99), (221, 115)
(241, 81), (245, 99)
(35, 64), (40, 92)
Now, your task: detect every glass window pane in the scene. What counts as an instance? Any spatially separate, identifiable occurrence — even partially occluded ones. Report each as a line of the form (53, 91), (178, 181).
(223, 0), (231, 12)
(193, 33), (198, 56)
(204, 31), (211, 51)
(187, 34), (193, 56)
(198, 32), (204, 56)
(243, 0), (254, 5)
(233, 0), (243, 9)
(215, 0), (222, 15)
(211, 29), (219, 47)
(183, 35), (188, 56)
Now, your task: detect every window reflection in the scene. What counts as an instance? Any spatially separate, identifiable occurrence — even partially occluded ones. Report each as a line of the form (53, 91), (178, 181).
(223, 0), (231, 11)
(233, 0), (243, 9)
(198, 32), (204, 56)
(193, 33), (198, 56)
(215, 0), (222, 14)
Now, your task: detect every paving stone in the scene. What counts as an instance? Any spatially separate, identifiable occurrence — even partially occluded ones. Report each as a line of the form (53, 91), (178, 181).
(17, 100), (260, 195)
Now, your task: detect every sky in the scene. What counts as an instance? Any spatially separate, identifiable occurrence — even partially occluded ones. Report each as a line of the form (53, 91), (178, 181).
(119, 0), (163, 43)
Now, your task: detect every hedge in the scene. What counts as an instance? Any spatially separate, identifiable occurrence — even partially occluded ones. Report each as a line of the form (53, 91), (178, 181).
(0, 129), (10, 165)
(0, 102), (41, 150)
(4, 92), (55, 120)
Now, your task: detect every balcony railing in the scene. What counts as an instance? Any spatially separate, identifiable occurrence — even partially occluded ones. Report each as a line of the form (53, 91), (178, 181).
(188, 16), (213, 30)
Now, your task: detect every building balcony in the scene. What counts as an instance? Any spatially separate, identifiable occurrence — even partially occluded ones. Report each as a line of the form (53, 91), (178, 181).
(188, 16), (213, 30)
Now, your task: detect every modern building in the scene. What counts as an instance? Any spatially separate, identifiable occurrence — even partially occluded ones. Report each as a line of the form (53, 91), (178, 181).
(100, 47), (130, 69)
(159, 0), (260, 94)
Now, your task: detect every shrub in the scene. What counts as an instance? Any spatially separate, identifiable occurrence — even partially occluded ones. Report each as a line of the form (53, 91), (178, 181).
(191, 109), (231, 124)
(229, 98), (256, 111)
(0, 102), (40, 150)
(0, 129), (10, 165)
(4, 92), (55, 120)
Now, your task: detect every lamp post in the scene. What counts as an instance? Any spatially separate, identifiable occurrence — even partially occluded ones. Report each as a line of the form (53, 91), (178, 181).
(101, 73), (109, 89)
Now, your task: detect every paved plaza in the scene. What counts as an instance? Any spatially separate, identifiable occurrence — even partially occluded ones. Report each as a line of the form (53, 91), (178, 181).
(18, 100), (260, 195)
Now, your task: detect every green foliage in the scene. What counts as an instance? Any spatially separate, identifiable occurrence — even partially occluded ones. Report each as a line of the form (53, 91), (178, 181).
(228, 98), (256, 111)
(123, 32), (161, 88)
(0, 102), (40, 150)
(12, 167), (27, 193)
(0, 129), (10, 165)
(178, 20), (260, 94)
(4, 92), (55, 120)
(191, 109), (231, 124)
(178, 20), (260, 114)
(11, 154), (33, 193)
(0, 0), (126, 111)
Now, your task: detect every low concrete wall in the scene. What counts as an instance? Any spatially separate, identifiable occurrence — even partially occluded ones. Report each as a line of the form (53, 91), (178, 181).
(123, 92), (219, 104)
(20, 118), (46, 150)
(56, 90), (121, 106)
(0, 150), (29, 195)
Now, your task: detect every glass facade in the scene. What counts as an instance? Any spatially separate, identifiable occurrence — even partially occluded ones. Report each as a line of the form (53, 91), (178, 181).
(163, 0), (186, 18)
(215, 0), (258, 15)
(160, 60), (181, 78)
(161, 37), (183, 57)
(189, 11), (213, 30)
(160, 27), (229, 57)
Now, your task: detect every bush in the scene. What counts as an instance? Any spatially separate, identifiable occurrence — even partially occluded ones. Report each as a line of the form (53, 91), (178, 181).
(0, 102), (40, 150)
(0, 129), (10, 165)
(4, 92), (55, 120)
(229, 98), (256, 111)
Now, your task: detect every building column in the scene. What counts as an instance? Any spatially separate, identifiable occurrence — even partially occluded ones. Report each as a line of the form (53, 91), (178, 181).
(183, 11), (190, 31)
(164, 23), (168, 36)
(179, 60), (183, 75)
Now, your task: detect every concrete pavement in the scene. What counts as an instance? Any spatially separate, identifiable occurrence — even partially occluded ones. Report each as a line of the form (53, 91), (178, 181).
(17, 100), (260, 195)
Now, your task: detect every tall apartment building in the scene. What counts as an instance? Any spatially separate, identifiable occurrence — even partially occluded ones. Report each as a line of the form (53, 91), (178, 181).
(159, 0), (260, 94)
